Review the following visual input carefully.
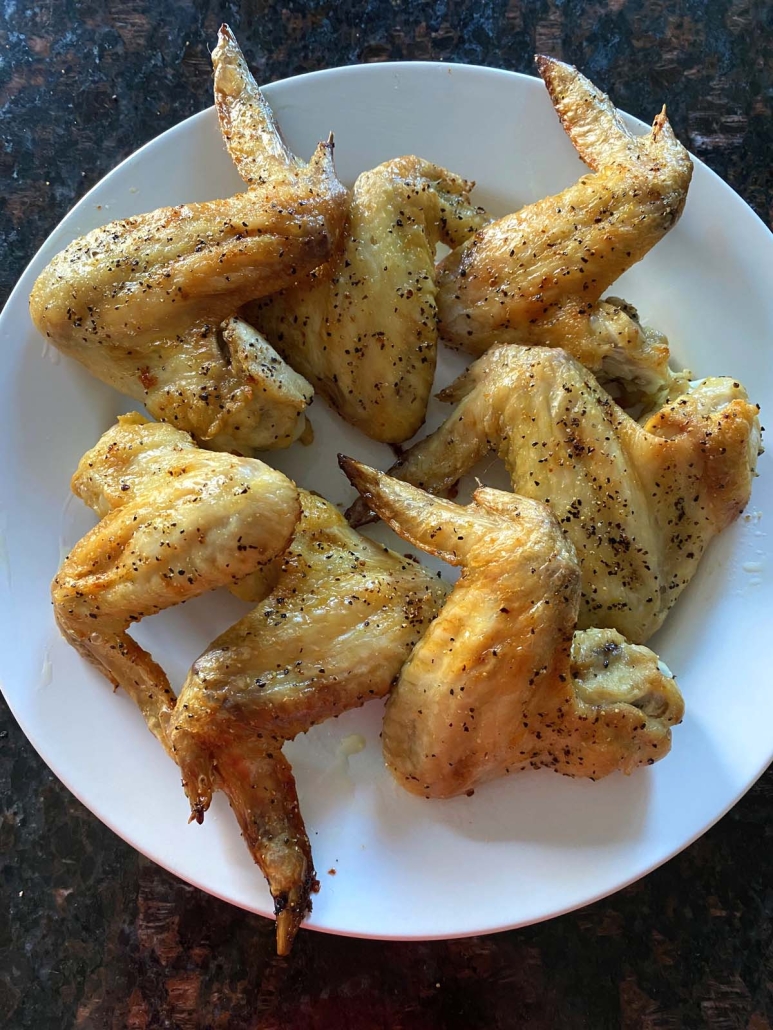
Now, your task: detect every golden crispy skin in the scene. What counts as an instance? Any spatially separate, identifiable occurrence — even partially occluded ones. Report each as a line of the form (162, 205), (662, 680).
(167, 490), (447, 953)
(436, 57), (693, 398)
(245, 157), (491, 443)
(341, 460), (683, 798)
(30, 26), (346, 454)
(348, 346), (761, 643)
(52, 414), (300, 746)
(215, 317), (314, 450)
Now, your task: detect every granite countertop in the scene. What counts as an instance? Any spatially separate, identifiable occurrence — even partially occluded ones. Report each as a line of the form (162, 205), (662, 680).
(1, 1), (772, 1027)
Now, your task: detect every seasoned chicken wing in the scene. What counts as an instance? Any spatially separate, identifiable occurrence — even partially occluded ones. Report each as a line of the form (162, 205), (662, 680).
(341, 460), (684, 798)
(436, 57), (693, 399)
(245, 156), (491, 442)
(215, 316), (314, 451)
(349, 346), (761, 643)
(166, 490), (447, 952)
(52, 413), (300, 746)
(30, 26), (346, 455)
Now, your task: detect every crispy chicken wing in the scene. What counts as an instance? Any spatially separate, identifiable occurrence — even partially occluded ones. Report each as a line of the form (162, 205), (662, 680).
(216, 316), (314, 451)
(30, 26), (346, 455)
(244, 157), (491, 442)
(349, 346), (761, 643)
(341, 460), (684, 798)
(52, 413), (300, 746)
(436, 57), (693, 399)
(166, 490), (447, 952)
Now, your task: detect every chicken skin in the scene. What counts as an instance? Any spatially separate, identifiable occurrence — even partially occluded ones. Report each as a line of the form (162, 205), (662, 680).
(245, 156), (491, 442)
(52, 413), (301, 747)
(167, 490), (447, 953)
(436, 57), (693, 400)
(341, 460), (684, 799)
(215, 316), (314, 451)
(348, 346), (761, 644)
(30, 26), (347, 455)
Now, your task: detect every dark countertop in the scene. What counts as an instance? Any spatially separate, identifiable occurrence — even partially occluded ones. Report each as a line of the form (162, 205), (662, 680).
(1, 2), (772, 1027)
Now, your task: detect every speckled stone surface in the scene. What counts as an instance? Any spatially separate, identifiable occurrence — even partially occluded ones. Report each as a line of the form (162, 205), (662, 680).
(1, 1), (772, 1027)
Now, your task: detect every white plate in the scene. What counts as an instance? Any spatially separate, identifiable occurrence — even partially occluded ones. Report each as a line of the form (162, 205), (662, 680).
(1, 61), (771, 943)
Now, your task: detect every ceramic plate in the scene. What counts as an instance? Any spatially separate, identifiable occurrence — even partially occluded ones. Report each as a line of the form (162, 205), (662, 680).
(1, 61), (771, 943)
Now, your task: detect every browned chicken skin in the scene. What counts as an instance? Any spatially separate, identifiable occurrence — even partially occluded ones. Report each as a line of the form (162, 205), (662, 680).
(52, 413), (301, 747)
(348, 346), (761, 643)
(245, 156), (491, 442)
(341, 460), (684, 798)
(53, 416), (439, 954)
(42, 35), (761, 956)
(30, 26), (346, 454)
(436, 57), (693, 401)
(167, 490), (447, 953)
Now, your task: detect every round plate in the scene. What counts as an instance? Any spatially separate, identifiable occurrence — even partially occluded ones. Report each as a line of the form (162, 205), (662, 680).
(1, 61), (771, 943)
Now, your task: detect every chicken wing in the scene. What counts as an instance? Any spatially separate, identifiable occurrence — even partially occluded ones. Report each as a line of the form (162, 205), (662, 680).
(53, 413), (300, 746)
(30, 26), (346, 455)
(244, 156), (491, 442)
(348, 346), (761, 643)
(341, 460), (684, 798)
(166, 489), (447, 952)
(436, 57), (693, 399)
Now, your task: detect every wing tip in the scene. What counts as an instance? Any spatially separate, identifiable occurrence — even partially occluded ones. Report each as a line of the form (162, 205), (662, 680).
(535, 53), (576, 92)
(274, 870), (318, 955)
(338, 453), (371, 499)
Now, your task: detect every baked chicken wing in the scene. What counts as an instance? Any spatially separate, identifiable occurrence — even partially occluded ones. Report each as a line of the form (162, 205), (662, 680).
(436, 57), (693, 400)
(349, 346), (761, 643)
(341, 459), (684, 798)
(52, 413), (300, 746)
(245, 157), (491, 442)
(30, 26), (346, 455)
(166, 490), (447, 952)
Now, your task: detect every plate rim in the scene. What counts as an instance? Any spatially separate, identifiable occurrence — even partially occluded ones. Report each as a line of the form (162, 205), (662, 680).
(2, 58), (772, 943)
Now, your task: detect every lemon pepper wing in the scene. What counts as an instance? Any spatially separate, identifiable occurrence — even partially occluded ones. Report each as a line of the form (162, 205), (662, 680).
(342, 459), (683, 799)
(30, 27), (346, 455)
